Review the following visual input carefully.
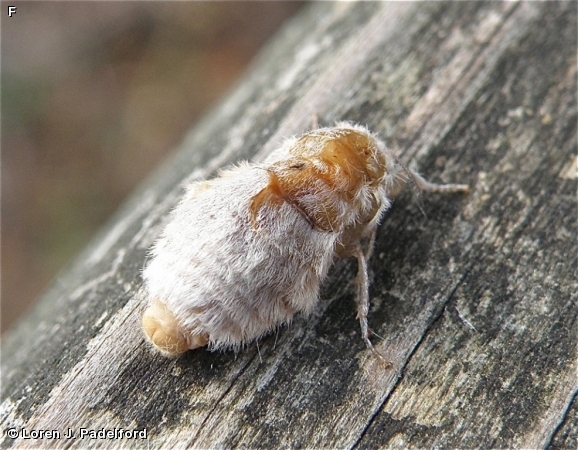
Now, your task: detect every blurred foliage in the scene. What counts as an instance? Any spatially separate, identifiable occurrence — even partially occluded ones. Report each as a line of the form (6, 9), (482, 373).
(1, 1), (304, 333)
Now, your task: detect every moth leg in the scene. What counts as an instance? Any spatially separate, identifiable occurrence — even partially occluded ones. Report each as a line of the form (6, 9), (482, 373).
(363, 227), (377, 261)
(353, 245), (392, 368)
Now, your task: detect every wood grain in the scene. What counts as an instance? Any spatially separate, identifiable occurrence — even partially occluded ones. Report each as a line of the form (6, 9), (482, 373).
(2, 2), (576, 448)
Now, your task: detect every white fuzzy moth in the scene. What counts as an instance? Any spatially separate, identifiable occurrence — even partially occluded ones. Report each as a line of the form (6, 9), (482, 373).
(142, 122), (469, 361)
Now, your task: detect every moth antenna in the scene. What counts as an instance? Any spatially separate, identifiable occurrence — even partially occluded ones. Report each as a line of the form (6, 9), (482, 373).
(396, 160), (427, 217)
(398, 160), (469, 217)
(409, 168), (470, 194)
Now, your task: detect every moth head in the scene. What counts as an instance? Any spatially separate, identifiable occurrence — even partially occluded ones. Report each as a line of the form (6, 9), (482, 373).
(287, 125), (390, 192)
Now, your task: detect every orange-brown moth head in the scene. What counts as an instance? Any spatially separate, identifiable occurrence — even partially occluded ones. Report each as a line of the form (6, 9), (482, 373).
(251, 126), (391, 234)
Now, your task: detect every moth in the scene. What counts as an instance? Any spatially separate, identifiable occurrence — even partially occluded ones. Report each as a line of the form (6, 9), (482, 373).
(142, 122), (469, 361)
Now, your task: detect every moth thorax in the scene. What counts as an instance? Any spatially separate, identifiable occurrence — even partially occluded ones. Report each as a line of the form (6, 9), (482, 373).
(251, 128), (388, 233)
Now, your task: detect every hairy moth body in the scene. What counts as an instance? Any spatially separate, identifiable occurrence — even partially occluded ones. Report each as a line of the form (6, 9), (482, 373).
(142, 123), (469, 360)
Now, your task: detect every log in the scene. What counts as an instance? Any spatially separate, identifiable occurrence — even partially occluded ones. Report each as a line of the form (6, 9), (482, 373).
(2, 2), (576, 448)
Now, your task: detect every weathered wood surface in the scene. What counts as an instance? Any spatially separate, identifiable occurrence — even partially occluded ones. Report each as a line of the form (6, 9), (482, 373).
(1, 2), (576, 449)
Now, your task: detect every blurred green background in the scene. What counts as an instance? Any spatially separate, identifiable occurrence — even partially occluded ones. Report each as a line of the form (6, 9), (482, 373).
(2, 1), (304, 333)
